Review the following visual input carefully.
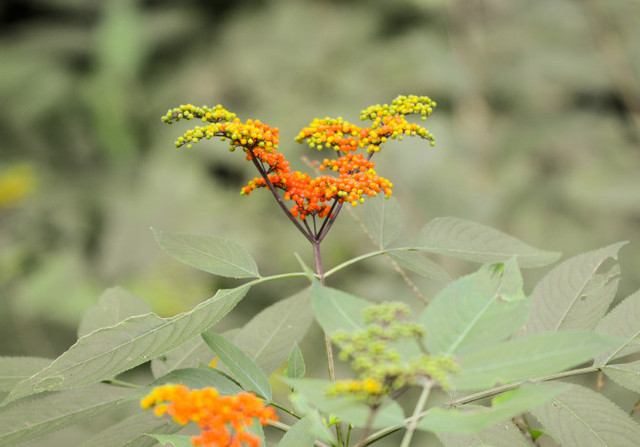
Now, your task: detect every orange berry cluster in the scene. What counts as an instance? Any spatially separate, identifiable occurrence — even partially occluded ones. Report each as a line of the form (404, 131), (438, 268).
(141, 384), (277, 447)
(162, 95), (435, 223)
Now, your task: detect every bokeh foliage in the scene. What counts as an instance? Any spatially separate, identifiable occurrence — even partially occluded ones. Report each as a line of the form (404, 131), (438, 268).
(1, 0), (639, 443)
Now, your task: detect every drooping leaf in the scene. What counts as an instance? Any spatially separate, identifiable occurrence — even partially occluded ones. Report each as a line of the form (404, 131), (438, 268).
(521, 242), (626, 336)
(284, 343), (306, 379)
(0, 383), (131, 446)
(201, 332), (271, 400)
(421, 259), (529, 356)
(594, 289), (640, 365)
(311, 282), (371, 335)
(421, 385), (563, 434)
(232, 288), (313, 376)
(452, 331), (619, 390)
(437, 420), (531, 447)
(283, 378), (404, 428)
(78, 286), (151, 338)
(414, 217), (561, 267)
(602, 361), (640, 393)
(0, 357), (52, 392)
(530, 382), (640, 445)
(278, 417), (317, 447)
(3, 286), (249, 404)
(147, 434), (193, 447)
(387, 250), (451, 282)
(153, 228), (260, 278)
(362, 195), (402, 248)
(78, 411), (180, 447)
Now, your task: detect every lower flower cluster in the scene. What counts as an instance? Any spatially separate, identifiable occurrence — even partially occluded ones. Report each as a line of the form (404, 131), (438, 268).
(141, 384), (277, 447)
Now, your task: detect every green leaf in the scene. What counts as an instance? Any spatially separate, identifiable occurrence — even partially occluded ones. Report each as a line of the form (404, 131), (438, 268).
(521, 242), (625, 336)
(594, 289), (640, 365)
(284, 343), (306, 379)
(150, 336), (215, 379)
(201, 332), (271, 400)
(387, 250), (451, 282)
(3, 285), (249, 404)
(78, 286), (151, 338)
(0, 383), (131, 446)
(136, 368), (243, 400)
(452, 331), (619, 390)
(602, 361), (640, 393)
(530, 382), (640, 445)
(421, 385), (563, 434)
(284, 378), (404, 429)
(147, 434), (193, 447)
(278, 417), (317, 447)
(232, 288), (313, 376)
(421, 259), (529, 356)
(437, 420), (531, 447)
(363, 195), (402, 248)
(153, 228), (260, 278)
(414, 217), (561, 267)
(311, 282), (371, 335)
(150, 328), (239, 379)
(78, 411), (180, 447)
(0, 357), (52, 392)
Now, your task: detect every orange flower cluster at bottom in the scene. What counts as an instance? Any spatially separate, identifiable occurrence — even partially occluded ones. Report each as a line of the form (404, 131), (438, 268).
(141, 384), (277, 447)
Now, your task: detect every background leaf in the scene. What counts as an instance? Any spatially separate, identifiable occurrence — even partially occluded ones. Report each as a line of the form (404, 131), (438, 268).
(452, 331), (619, 390)
(594, 289), (640, 365)
(201, 332), (271, 400)
(420, 385), (562, 434)
(232, 288), (313, 376)
(421, 259), (529, 356)
(147, 434), (193, 447)
(521, 242), (625, 336)
(150, 336), (216, 379)
(278, 417), (317, 447)
(530, 382), (640, 446)
(0, 383), (131, 446)
(437, 420), (531, 447)
(153, 228), (260, 278)
(602, 361), (640, 393)
(0, 357), (52, 392)
(311, 283), (371, 335)
(414, 217), (561, 267)
(4, 286), (249, 404)
(362, 195), (402, 248)
(284, 343), (306, 379)
(78, 286), (151, 338)
(78, 411), (180, 447)
(387, 250), (451, 282)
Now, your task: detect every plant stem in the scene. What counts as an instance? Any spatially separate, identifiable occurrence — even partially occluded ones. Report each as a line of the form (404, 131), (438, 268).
(399, 378), (432, 447)
(313, 240), (344, 445)
(359, 365), (601, 446)
(246, 147), (315, 243)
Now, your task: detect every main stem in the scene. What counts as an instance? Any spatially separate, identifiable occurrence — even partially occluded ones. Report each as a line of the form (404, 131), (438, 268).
(314, 240), (344, 445)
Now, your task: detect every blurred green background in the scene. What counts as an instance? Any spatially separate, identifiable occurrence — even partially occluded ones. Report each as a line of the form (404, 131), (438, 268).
(1, 0), (639, 445)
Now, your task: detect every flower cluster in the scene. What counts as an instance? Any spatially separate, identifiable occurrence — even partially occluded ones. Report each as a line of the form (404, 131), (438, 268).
(162, 96), (435, 232)
(141, 384), (277, 447)
(328, 302), (457, 403)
